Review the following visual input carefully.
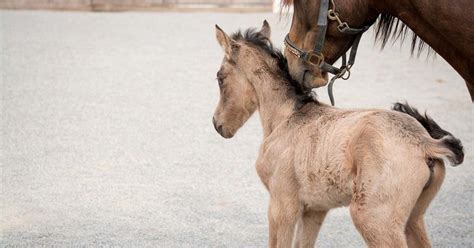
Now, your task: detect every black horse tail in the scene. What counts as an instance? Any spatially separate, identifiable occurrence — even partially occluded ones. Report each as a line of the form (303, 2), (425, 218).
(392, 102), (464, 166)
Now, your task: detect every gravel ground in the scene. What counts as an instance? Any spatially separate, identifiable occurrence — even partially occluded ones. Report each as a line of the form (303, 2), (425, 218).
(1, 10), (472, 247)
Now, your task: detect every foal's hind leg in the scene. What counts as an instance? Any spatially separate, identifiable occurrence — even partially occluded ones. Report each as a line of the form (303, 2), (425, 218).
(406, 160), (445, 248)
(350, 159), (430, 248)
(293, 209), (328, 248)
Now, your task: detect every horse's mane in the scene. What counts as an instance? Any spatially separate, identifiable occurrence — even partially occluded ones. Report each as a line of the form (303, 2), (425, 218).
(280, 0), (432, 56)
(375, 13), (432, 56)
(281, 0), (293, 7)
(231, 28), (314, 105)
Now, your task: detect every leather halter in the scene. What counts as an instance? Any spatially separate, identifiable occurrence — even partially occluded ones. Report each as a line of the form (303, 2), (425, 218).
(284, 0), (374, 105)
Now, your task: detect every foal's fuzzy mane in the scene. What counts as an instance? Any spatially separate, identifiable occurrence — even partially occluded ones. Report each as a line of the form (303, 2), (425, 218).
(281, 0), (432, 56)
(231, 28), (314, 105)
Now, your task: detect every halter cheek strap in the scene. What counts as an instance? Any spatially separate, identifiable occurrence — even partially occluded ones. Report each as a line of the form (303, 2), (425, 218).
(314, 0), (330, 56)
(284, 0), (374, 106)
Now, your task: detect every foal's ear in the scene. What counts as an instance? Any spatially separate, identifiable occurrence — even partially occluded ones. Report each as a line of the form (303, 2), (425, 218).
(259, 20), (271, 39)
(215, 25), (232, 56)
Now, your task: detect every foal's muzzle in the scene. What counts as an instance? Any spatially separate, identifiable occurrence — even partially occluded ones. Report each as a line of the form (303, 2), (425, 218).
(213, 116), (232, 138)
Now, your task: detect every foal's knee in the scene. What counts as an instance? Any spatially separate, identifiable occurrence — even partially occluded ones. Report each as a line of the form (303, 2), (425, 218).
(269, 199), (299, 223)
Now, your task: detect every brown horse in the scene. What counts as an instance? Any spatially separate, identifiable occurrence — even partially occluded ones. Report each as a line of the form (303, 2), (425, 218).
(282, 0), (474, 101)
(212, 22), (464, 247)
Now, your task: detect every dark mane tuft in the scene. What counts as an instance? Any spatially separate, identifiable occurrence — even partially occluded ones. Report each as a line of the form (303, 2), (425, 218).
(281, 0), (294, 7)
(231, 28), (314, 105)
(375, 13), (433, 56)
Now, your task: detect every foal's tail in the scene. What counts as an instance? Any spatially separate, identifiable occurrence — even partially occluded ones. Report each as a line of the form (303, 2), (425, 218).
(392, 102), (464, 166)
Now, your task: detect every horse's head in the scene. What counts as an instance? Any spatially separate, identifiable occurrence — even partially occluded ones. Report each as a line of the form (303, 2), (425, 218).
(212, 22), (271, 138)
(284, 0), (377, 90)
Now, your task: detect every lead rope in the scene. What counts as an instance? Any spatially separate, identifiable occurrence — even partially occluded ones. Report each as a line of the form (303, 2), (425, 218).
(327, 30), (365, 105)
(324, 0), (371, 106)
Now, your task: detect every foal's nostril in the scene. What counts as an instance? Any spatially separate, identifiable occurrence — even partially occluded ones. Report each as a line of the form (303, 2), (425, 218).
(212, 117), (226, 135)
(212, 117), (222, 133)
(217, 124), (223, 133)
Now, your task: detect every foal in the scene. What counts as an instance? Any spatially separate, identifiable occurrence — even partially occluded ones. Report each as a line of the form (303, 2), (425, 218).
(212, 21), (464, 248)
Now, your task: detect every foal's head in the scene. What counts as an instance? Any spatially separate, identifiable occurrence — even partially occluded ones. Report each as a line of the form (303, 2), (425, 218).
(212, 21), (272, 138)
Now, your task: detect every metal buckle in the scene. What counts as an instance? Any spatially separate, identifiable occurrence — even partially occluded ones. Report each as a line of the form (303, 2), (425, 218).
(328, 10), (338, 21)
(340, 68), (351, 80)
(337, 65), (352, 80)
(337, 22), (349, 32)
(305, 51), (324, 66)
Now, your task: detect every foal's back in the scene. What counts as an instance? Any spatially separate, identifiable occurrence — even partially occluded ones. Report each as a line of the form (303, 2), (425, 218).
(286, 102), (429, 156)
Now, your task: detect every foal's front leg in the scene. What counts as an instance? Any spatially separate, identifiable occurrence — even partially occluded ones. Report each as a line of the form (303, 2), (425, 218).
(268, 196), (301, 248)
(293, 209), (328, 248)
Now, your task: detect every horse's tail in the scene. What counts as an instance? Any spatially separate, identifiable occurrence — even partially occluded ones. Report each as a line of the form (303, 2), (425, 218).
(392, 102), (464, 166)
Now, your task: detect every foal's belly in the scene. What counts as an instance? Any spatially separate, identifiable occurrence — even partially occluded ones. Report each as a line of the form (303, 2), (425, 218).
(300, 184), (352, 210)
(297, 165), (354, 211)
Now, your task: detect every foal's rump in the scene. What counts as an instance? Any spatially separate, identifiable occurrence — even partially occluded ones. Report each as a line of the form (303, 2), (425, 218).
(392, 102), (464, 166)
(346, 104), (463, 180)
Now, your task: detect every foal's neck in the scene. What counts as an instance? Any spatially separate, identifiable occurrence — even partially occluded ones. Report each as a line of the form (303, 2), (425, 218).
(244, 62), (298, 138)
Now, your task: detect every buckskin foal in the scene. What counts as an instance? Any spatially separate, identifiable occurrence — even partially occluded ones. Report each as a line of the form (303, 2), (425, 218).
(211, 21), (464, 248)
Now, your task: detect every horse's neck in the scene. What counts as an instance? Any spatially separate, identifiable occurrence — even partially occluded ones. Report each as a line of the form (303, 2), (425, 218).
(372, 0), (474, 90)
(328, 0), (473, 98)
(247, 71), (296, 138)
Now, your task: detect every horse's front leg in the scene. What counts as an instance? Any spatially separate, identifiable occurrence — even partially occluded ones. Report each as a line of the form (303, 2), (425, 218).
(293, 209), (328, 248)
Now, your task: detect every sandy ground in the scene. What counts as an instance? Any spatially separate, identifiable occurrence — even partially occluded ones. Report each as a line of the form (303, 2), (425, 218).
(0, 10), (472, 247)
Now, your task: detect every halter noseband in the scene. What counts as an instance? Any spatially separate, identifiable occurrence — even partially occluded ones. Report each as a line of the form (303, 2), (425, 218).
(284, 0), (373, 105)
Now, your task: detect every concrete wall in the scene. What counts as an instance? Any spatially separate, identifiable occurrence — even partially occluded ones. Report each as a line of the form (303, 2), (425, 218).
(1, 0), (94, 10)
(0, 0), (271, 11)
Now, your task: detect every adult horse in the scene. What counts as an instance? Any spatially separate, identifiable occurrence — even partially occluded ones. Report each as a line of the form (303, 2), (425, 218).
(281, 0), (474, 101)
